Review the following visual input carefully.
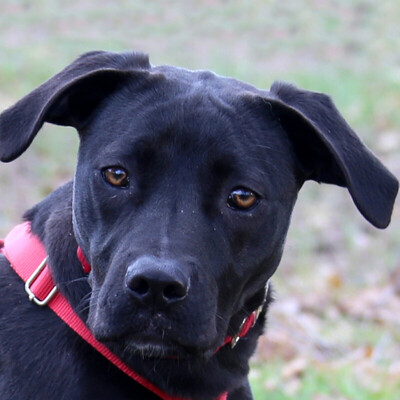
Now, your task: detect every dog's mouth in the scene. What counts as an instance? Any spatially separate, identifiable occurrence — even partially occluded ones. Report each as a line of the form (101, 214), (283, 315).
(89, 292), (221, 360)
(122, 336), (192, 359)
(101, 333), (216, 360)
(92, 320), (219, 360)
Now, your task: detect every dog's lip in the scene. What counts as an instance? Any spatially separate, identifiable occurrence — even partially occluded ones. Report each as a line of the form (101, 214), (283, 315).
(122, 336), (186, 359)
(97, 331), (217, 359)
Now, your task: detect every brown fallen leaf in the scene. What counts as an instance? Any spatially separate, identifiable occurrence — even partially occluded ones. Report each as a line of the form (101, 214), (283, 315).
(281, 357), (308, 380)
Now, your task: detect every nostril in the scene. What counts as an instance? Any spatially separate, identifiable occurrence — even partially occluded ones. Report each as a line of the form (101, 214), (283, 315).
(163, 282), (187, 302)
(130, 277), (149, 296)
(125, 257), (190, 308)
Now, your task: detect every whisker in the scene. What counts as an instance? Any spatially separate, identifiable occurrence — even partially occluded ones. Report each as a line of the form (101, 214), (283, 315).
(62, 277), (89, 287)
(76, 289), (98, 314)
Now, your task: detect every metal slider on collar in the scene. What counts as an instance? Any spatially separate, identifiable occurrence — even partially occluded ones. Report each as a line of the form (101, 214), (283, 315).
(231, 279), (270, 348)
(231, 318), (246, 348)
(252, 279), (270, 327)
(25, 257), (58, 306)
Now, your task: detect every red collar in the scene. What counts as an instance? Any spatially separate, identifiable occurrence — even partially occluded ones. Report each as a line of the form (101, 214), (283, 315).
(0, 222), (265, 400)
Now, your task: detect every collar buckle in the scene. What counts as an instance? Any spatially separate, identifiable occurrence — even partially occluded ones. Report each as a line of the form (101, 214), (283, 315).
(25, 257), (58, 306)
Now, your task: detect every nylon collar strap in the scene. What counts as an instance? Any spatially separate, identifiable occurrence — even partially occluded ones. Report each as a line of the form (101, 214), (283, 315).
(0, 222), (264, 400)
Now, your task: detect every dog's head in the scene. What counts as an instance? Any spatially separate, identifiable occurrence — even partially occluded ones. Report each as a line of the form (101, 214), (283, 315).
(0, 51), (398, 360)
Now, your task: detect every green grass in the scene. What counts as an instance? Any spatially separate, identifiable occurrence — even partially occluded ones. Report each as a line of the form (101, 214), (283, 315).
(250, 361), (400, 400)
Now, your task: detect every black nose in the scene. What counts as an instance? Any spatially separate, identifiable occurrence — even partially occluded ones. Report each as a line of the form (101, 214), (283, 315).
(125, 257), (190, 309)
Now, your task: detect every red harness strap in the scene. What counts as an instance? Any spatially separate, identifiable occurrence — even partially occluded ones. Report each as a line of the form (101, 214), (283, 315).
(1, 222), (227, 400)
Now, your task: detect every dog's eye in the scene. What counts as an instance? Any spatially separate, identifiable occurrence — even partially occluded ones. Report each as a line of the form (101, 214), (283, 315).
(102, 167), (130, 188)
(227, 188), (259, 210)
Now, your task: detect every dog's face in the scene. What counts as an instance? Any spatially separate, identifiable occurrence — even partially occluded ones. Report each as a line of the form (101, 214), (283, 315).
(73, 69), (299, 357)
(0, 51), (398, 362)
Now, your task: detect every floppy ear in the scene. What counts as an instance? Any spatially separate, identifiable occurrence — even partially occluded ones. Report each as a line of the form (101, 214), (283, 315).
(267, 82), (398, 229)
(0, 50), (150, 162)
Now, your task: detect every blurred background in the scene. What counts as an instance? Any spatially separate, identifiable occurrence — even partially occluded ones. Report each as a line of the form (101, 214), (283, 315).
(0, 1), (399, 398)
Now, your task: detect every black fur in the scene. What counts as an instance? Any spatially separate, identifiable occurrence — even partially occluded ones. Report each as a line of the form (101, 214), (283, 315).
(0, 51), (398, 400)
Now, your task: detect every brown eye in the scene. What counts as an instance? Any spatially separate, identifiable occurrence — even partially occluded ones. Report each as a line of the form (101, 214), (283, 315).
(102, 167), (129, 188)
(227, 188), (259, 210)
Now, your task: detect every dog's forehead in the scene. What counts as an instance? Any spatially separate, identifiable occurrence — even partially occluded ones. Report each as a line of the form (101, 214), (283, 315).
(153, 64), (260, 93)
(83, 65), (293, 175)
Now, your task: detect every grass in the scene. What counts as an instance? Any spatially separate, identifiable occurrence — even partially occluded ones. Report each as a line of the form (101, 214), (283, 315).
(251, 361), (400, 400)
(1, 1), (399, 398)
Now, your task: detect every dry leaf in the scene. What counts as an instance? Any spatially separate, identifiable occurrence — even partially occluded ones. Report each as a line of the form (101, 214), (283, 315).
(281, 357), (308, 380)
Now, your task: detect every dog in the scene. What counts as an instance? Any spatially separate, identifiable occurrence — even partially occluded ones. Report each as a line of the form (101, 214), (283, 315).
(0, 51), (398, 400)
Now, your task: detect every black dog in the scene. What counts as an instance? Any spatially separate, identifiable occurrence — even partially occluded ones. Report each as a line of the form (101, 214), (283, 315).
(0, 51), (398, 400)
